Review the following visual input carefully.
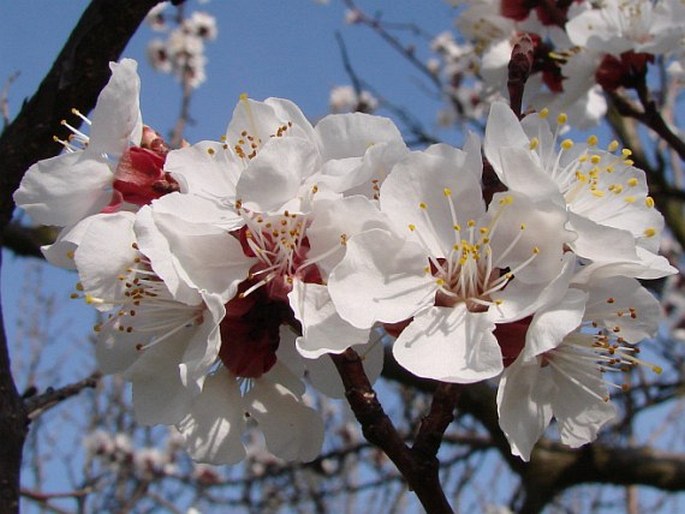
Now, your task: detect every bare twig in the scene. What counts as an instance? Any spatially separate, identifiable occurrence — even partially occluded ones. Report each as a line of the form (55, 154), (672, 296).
(24, 372), (102, 420)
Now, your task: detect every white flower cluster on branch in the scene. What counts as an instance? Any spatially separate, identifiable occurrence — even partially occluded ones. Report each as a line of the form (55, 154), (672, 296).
(145, 2), (217, 89)
(430, 0), (685, 127)
(14, 54), (675, 466)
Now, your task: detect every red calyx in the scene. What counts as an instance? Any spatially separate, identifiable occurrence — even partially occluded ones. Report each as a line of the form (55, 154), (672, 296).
(112, 147), (179, 206)
(219, 281), (294, 379)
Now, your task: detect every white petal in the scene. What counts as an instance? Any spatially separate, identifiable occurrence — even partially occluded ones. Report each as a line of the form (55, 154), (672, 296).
(393, 305), (502, 383)
(552, 373), (617, 448)
(290, 281), (371, 357)
(496, 358), (554, 461)
(75, 212), (137, 309)
(484, 101), (530, 174)
(89, 59), (143, 155)
(523, 288), (587, 359)
(328, 229), (434, 329)
(380, 150), (485, 256)
(134, 206), (208, 304)
(14, 152), (112, 226)
(96, 330), (141, 375)
(41, 216), (98, 269)
(568, 212), (639, 262)
(236, 137), (320, 212)
(166, 141), (241, 199)
(315, 112), (402, 161)
(307, 195), (389, 277)
(177, 367), (247, 464)
(127, 335), (195, 425)
(179, 294), (224, 391)
(582, 276), (661, 343)
(247, 380), (324, 462)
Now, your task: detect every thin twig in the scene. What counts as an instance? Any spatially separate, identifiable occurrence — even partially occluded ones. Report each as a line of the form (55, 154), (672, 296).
(24, 372), (102, 420)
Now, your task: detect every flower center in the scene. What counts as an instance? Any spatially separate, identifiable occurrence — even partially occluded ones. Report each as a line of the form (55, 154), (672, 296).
(410, 192), (539, 313)
(235, 210), (323, 302)
(81, 247), (205, 351)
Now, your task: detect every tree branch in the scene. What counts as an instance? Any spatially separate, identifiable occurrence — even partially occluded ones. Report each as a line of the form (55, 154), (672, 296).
(332, 348), (455, 513)
(24, 372), (101, 420)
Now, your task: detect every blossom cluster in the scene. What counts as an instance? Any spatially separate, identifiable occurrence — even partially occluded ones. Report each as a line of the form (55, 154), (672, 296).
(14, 57), (675, 464)
(146, 3), (217, 89)
(431, 0), (685, 127)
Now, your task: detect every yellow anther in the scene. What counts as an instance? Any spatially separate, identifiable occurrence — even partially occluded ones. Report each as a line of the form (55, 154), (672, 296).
(627, 178), (639, 187)
(499, 195), (514, 206)
(644, 227), (656, 238)
(608, 140), (620, 152)
(592, 189), (605, 198)
(419, 202), (427, 209)
(443, 187), (452, 197)
(479, 227), (489, 234)
(538, 108), (549, 119)
(575, 171), (588, 182)
(453, 243), (460, 250)
(652, 365), (663, 374)
(467, 220), (476, 227)
(587, 135), (599, 146)
(622, 148), (632, 157)
(645, 197), (655, 208)
(85, 294), (103, 305)
(590, 155), (601, 164)
(561, 139), (574, 150)
(239, 92), (249, 101)
(436, 278), (446, 286)
(520, 223), (526, 230)
(207, 147), (215, 155)
(408, 224), (416, 231)
(75, 282), (84, 291)
(494, 299), (504, 305)
(532, 246), (540, 254)
(529, 137), (539, 150)
(556, 113), (568, 124)
(623, 159), (634, 166)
